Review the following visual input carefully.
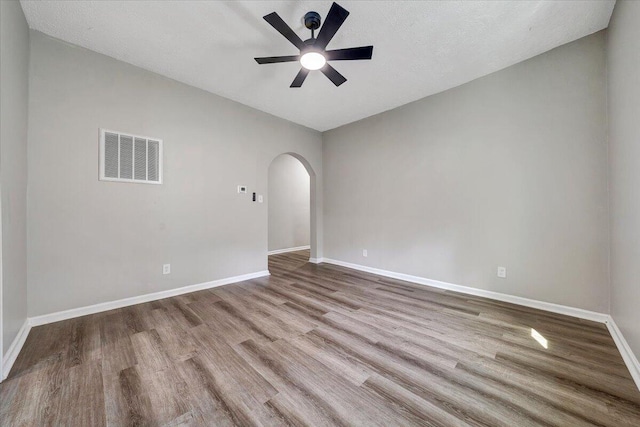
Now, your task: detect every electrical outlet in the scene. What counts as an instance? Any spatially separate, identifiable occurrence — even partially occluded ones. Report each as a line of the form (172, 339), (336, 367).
(497, 266), (507, 278)
(163, 264), (171, 275)
(258, 195), (263, 203)
(363, 249), (368, 257)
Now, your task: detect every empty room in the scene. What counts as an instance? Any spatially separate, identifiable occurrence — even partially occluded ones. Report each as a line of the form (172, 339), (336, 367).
(1, 0), (639, 425)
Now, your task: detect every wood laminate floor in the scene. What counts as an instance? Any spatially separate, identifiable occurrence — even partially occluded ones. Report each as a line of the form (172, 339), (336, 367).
(1, 250), (639, 426)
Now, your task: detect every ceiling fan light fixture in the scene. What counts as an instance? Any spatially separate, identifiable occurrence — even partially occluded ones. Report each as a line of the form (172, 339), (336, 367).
(300, 51), (326, 70)
(255, 2), (372, 87)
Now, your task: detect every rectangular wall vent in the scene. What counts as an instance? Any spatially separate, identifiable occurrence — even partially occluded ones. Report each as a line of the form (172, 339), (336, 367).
(99, 129), (163, 184)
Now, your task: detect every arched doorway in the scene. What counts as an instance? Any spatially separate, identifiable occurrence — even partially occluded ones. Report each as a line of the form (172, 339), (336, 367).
(267, 152), (317, 272)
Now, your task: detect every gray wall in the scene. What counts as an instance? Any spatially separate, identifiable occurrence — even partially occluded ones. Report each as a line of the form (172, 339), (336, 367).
(27, 31), (322, 317)
(1, 1), (29, 358)
(607, 1), (640, 356)
(268, 154), (310, 252)
(323, 32), (609, 312)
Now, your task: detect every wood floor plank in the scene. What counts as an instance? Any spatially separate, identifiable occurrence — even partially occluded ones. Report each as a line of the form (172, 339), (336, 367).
(116, 365), (155, 425)
(174, 357), (238, 427)
(55, 360), (106, 426)
(1, 249), (639, 426)
(361, 373), (475, 427)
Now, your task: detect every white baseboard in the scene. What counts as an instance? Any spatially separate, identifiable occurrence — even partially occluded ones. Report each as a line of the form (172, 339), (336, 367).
(605, 316), (640, 391)
(309, 257), (322, 264)
(268, 245), (310, 256)
(28, 270), (270, 327)
(320, 258), (608, 323)
(2, 320), (31, 380)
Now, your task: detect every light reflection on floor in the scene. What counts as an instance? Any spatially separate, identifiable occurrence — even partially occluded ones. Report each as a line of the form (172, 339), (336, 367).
(531, 328), (549, 349)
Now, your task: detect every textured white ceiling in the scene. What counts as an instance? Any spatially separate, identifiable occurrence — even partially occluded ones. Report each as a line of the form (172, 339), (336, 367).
(20, 1), (615, 131)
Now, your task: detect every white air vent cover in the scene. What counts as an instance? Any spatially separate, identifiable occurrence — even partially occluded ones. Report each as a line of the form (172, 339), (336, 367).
(99, 129), (163, 184)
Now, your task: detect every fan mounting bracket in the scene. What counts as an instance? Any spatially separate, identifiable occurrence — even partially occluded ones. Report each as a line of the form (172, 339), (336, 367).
(304, 11), (321, 31)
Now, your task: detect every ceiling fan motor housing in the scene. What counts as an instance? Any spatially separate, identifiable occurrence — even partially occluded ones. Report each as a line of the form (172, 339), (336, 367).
(304, 11), (321, 30)
(302, 37), (321, 53)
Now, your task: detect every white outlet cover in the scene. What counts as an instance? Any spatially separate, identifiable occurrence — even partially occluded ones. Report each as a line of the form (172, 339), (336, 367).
(258, 195), (263, 203)
(363, 249), (368, 257)
(497, 266), (507, 278)
(163, 264), (171, 275)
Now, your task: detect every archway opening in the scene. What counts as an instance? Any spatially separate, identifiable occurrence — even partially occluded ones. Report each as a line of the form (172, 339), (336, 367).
(267, 154), (312, 274)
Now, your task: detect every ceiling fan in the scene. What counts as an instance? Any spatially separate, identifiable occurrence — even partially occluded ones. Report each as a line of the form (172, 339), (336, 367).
(254, 2), (373, 88)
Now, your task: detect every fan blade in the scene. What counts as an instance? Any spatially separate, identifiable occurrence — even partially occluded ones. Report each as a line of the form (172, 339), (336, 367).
(314, 3), (350, 50)
(321, 64), (347, 86)
(325, 46), (373, 61)
(290, 68), (310, 88)
(255, 55), (300, 64)
(263, 12), (305, 50)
